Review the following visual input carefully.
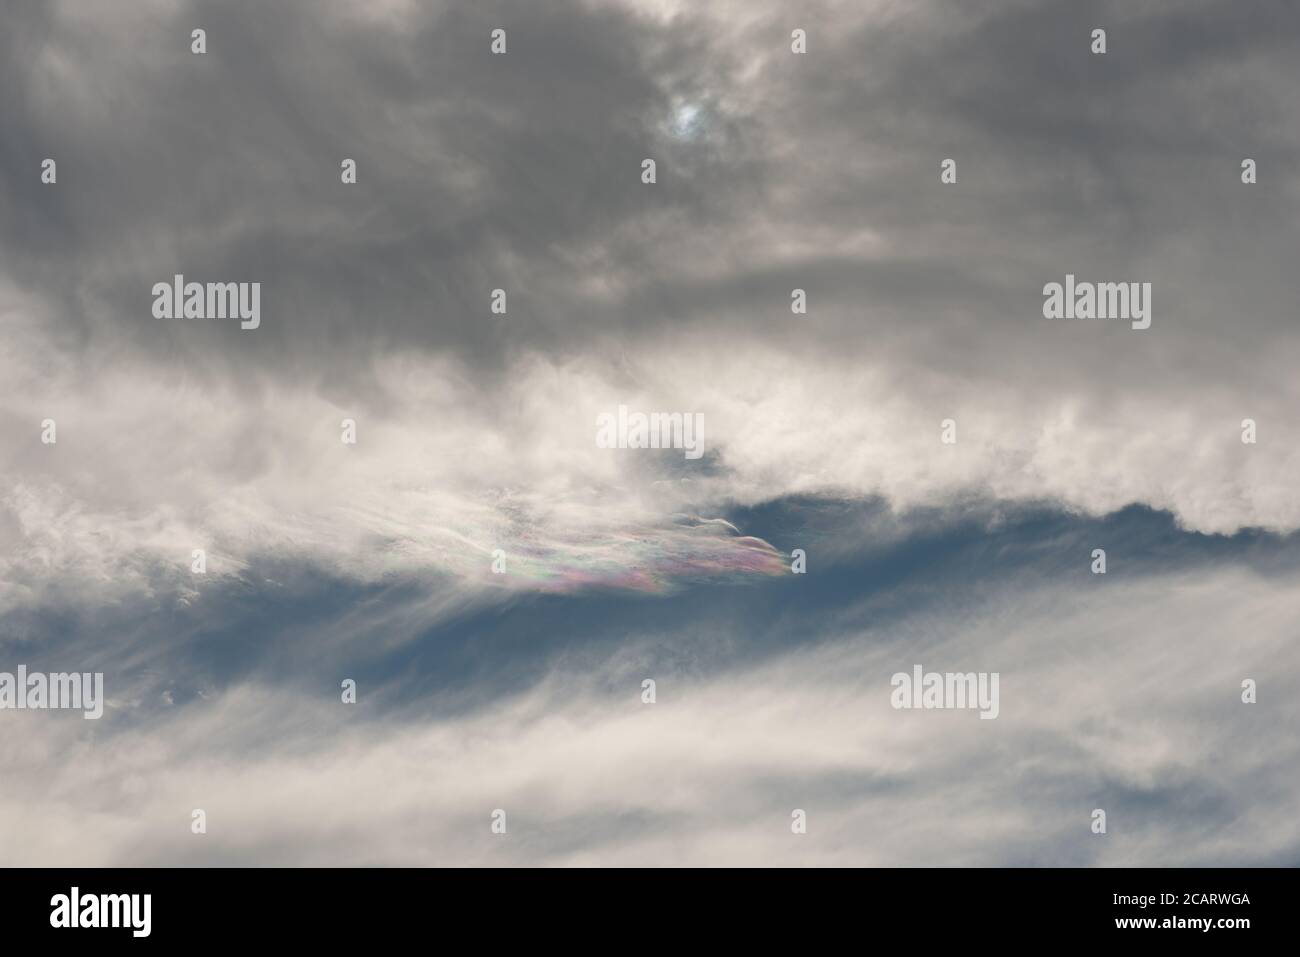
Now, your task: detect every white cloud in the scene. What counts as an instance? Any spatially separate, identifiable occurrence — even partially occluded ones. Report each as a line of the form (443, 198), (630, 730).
(1, 561), (1295, 865)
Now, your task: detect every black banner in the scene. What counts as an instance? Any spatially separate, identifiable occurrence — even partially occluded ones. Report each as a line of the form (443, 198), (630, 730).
(0, 867), (1287, 944)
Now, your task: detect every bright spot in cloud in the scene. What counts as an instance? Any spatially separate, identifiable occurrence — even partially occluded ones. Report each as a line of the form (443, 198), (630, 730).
(671, 102), (704, 139)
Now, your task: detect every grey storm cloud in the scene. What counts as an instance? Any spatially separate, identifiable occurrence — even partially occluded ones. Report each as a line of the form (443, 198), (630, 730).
(1, 0), (1296, 393)
(1, 0), (766, 384)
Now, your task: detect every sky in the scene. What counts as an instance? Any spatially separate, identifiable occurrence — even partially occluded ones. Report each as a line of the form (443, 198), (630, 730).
(1, 0), (1298, 865)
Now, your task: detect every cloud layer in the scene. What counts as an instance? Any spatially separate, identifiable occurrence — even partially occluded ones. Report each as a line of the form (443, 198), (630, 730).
(2, 0), (1298, 865)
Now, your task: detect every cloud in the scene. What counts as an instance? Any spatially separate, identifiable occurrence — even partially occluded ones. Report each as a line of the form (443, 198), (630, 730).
(3, 327), (1295, 627)
(2, 545), (1296, 866)
(2, 0), (1299, 865)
